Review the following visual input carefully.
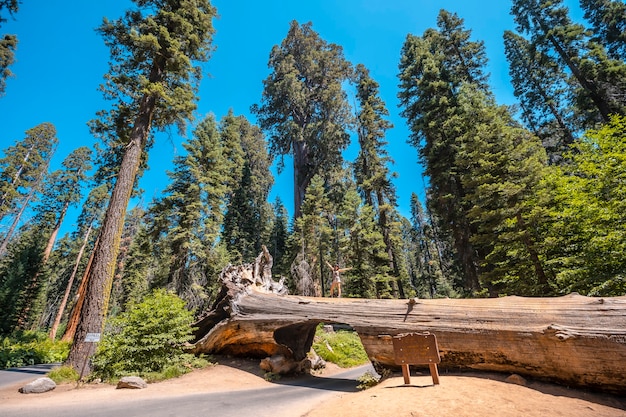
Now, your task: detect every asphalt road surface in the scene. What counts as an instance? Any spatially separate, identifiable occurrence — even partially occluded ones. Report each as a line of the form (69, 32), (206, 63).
(2, 364), (375, 417)
(0, 364), (59, 388)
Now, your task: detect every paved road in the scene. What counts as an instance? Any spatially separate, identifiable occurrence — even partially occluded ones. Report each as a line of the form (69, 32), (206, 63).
(2, 364), (376, 417)
(0, 363), (59, 388)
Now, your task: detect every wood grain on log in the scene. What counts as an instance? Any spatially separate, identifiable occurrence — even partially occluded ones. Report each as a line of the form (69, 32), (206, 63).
(192, 261), (626, 394)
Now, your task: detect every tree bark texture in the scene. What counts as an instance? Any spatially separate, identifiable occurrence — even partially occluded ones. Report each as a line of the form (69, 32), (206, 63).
(65, 94), (155, 374)
(192, 260), (626, 394)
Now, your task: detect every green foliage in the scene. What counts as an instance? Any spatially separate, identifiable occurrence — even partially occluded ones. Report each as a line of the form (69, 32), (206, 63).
(0, 0), (18, 95)
(356, 371), (381, 389)
(252, 20), (353, 217)
(0, 331), (70, 369)
(221, 111), (274, 263)
(398, 10), (490, 292)
(91, 289), (198, 380)
(541, 115), (626, 295)
(0, 122), (58, 224)
(47, 365), (79, 384)
(0, 224), (49, 334)
(312, 325), (369, 368)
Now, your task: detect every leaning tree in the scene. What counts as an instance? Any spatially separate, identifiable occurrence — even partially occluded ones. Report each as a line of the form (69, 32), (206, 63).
(65, 0), (217, 375)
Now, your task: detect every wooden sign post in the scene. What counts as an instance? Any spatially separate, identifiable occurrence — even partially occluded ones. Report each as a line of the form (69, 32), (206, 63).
(392, 332), (440, 385)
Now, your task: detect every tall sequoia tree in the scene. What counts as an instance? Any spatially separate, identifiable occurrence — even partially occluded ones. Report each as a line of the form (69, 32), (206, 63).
(48, 184), (109, 341)
(252, 20), (353, 219)
(65, 0), (216, 374)
(0, 0), (18, 95)
(398, 10), (489, 292)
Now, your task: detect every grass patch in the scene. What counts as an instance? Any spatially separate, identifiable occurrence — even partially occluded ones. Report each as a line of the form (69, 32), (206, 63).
(48, 365), (79, 384)
(312, 324), (369, 368)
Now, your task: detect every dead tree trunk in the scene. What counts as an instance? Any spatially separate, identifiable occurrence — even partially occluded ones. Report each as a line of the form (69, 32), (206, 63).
(192, 258), (626, 394)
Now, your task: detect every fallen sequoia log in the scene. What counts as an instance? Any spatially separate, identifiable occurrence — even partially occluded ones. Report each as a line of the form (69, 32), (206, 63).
(192, 251), (626, 394)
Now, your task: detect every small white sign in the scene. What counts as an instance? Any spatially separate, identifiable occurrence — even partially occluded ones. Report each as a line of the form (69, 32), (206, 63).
(85, 332), (101, 342)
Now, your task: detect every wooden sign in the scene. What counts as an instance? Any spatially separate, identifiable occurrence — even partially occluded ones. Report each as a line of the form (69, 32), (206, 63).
(392, 332), (440, 385)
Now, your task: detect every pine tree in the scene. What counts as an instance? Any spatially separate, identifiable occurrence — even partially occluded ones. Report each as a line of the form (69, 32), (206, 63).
(504, 30), (576, 162)
(252, 20), (353, 218)
(353, 64), (404, 296)
(337, 187), (390, 298)
(0, 221), (48, 334)
(48, 184), (109, 340)
(398, 10), (489, 292)
(148, 114), (232, 308)
(0, 0), (18, 95)
(66, 0), (217, 374)
(453, 85), (550, 295)
(0, 123), (58, 226)
(580, 0), (626, 60)
(294, 175), (333, 296)
(268, 197), (290, 277)
(36, 147), (92, 263)
(0, 123), (58, 258)
(511, 0), (626, 126)
(221, 111), (273, 262)
(406, 193), (454, 298)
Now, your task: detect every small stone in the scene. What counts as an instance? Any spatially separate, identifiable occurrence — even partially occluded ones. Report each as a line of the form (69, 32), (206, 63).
(322, 325), (334, 333)
(116, 376), (148, 389)
(505, 374), (527, 386)
(19, 377), (56, 394)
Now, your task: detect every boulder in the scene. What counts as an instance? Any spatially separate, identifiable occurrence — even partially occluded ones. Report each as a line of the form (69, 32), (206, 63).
(19, 377), (56, 394)
(505, 374), (528, 386)
(116, 376), (148, 389)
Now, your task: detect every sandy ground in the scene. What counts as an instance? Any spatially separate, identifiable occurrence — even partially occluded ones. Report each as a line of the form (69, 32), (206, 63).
(2, 357), (625, 417)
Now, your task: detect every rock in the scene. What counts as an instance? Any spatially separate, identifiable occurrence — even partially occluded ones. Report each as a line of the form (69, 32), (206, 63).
(116, 376), (148, 389)
(260, 355), (308, 374)
(19, 377), (56, 394)
(322, 325), (334, 333)
(505, 374), (527, 386)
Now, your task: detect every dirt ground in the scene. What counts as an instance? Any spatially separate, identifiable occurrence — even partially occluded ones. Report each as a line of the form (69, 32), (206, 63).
(2, 357), (625, 417)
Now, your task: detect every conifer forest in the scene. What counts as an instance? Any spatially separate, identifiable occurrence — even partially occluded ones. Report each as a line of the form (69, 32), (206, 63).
(1, 0), (625, 367)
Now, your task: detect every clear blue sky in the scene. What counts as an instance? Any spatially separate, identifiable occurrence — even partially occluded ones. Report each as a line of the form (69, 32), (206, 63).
(0, 0), (583, 233)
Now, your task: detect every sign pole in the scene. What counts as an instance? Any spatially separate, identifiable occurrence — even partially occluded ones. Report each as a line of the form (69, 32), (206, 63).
(79, 332), (101, 382)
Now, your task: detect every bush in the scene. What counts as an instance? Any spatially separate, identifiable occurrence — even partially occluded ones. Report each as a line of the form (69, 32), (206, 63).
(0, 331), (70, 369)
(91, 289), (203, 381)
(357, 371), (381, 389)
(311, 324), (369, 368)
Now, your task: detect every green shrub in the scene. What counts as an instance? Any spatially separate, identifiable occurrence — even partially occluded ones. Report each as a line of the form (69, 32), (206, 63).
(312, 324), (369, 368)
(91, 289), (202, 381)
(357, 371), (381, 389)
(0, 331), (70, 369)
